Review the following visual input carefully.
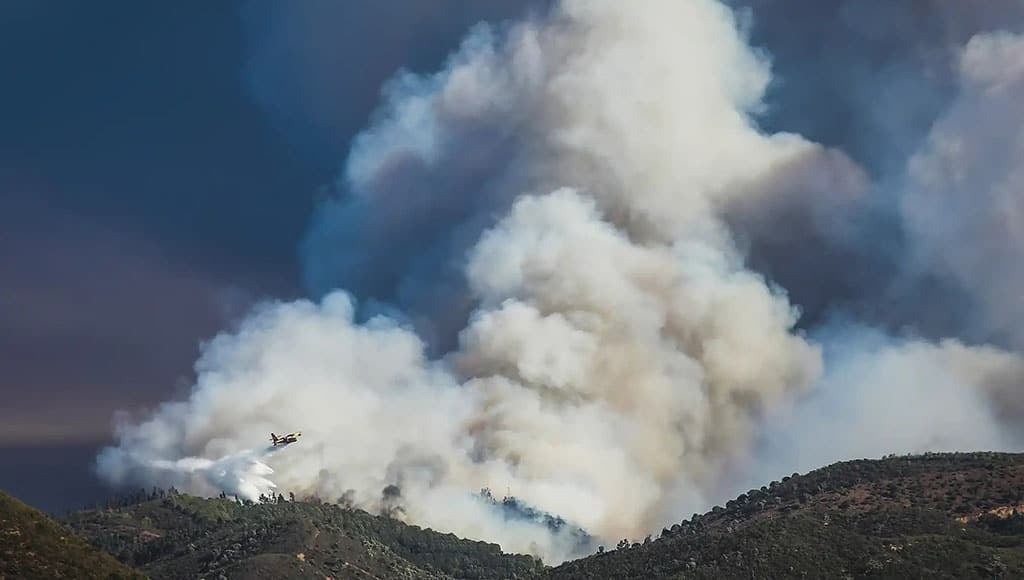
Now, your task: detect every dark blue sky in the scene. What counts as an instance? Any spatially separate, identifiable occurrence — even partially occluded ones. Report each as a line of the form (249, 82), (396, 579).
(2, 2), (316, 455)
(0, 0), (531, 511)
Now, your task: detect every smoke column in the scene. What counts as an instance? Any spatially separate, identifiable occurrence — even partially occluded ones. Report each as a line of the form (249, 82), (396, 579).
(99, 0), (1024, 563)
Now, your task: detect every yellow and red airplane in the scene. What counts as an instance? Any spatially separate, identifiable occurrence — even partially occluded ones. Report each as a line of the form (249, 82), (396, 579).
(270, 431), (301, 447)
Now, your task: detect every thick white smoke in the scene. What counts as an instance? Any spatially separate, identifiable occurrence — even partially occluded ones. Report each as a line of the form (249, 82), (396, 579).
(743, 328), (1024, 486)
(99, 0), (1024, 564)
(737, 30), (1024, 486)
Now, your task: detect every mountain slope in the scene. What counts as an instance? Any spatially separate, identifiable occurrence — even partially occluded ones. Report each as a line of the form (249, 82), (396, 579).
(65, 492), (542, 580)
(0, 490), (143, 579)
(57, 452), (1024, 579)
(550, 452), (1024, 579)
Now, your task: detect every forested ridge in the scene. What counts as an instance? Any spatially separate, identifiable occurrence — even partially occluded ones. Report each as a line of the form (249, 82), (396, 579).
(4, 452), (1023, 578)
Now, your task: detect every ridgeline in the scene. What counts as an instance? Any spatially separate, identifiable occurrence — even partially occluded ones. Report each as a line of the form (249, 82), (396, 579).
(551, 452), (1024, 578)
(0, 491), (143, 579)
(64, 491), (542, 579)
(3, 452), (1023, 578)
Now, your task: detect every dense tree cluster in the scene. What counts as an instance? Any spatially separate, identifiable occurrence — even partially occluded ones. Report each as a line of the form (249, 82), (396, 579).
(477, 487), (594, 556)
(551, 452), (1024, 579)
(65, 490), (542, 579)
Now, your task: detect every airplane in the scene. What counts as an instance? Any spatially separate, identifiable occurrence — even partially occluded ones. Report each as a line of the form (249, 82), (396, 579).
(270, 431), (301, 447)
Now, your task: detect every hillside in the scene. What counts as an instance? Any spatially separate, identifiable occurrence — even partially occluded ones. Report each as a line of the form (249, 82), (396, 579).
(65, 491), (542, 580)
(51, 452), (1024, 579)
(0, 490), (143, 579)
(550, 452), (1024, 579)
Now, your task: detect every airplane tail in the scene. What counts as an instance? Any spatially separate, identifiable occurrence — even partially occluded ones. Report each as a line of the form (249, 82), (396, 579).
(270, 433), (278, 444)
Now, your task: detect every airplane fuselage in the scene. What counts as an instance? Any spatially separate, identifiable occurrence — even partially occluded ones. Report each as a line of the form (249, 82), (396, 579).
(271, 431), (301, 446)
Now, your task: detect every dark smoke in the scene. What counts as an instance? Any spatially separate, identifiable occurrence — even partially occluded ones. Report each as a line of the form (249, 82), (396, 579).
(725, 0), (1024, 341)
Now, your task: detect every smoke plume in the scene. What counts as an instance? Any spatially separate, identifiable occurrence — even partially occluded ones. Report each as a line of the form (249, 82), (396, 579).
(99, 0), (1024, 563)
(902, 31), (1024, 348)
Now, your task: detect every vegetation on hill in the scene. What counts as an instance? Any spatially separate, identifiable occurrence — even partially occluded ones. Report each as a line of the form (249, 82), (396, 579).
(40, 451), (1024, 579)
(65, 489), (543, 580)
(0, 490), (143, 579)
(477, 487), (593, 556)
(550, 452), (1024, 579)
